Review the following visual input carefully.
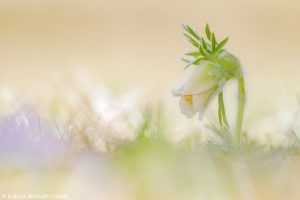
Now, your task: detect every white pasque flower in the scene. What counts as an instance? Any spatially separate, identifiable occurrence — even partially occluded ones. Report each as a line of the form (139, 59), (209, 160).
(173, 61), (222, 119)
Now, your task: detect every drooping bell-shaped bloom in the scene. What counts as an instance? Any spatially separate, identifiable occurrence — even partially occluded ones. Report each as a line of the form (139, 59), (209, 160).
(173, 61), (221, 119)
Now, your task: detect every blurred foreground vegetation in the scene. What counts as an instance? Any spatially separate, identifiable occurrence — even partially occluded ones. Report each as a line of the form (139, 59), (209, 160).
(0, 89), (300, 200)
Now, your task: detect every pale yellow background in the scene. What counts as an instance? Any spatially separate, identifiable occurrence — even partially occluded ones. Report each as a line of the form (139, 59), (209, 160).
(0, 0), (300, 121)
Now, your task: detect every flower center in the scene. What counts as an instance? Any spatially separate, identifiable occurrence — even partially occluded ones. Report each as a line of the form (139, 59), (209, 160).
(184, 95), (193, 106)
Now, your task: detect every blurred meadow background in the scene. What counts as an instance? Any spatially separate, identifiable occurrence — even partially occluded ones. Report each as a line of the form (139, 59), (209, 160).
(1, 0), (300, 199)
(1, 0), (300, 118)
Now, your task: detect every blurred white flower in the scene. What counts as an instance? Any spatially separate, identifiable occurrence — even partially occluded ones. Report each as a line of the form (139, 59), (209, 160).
(246, 108), (300, 146)
(91, 87), (144, 141)
(61, 83), (145, 152)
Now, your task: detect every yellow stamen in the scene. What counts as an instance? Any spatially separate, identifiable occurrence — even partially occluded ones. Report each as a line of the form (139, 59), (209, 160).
(184, 95), (193, 106)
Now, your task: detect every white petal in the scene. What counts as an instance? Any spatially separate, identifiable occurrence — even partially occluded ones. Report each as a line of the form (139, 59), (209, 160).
(179, 97), (197, 118)
(192, 85), (219, 114)
(182, 61), (218, 95)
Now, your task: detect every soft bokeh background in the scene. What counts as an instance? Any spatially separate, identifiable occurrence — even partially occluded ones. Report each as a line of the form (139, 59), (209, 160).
(1, 1), (300, 199)
(0, 0), (300, 123)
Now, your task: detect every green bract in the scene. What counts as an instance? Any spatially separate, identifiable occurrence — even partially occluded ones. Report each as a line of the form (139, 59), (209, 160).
(182, 24), (241, 80)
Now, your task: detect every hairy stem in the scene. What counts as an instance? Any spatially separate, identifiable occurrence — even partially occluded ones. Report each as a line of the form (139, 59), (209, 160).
(236, 74), (246, 143)
(218, 92), (229, 128)
(218, 95), (223, 127)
